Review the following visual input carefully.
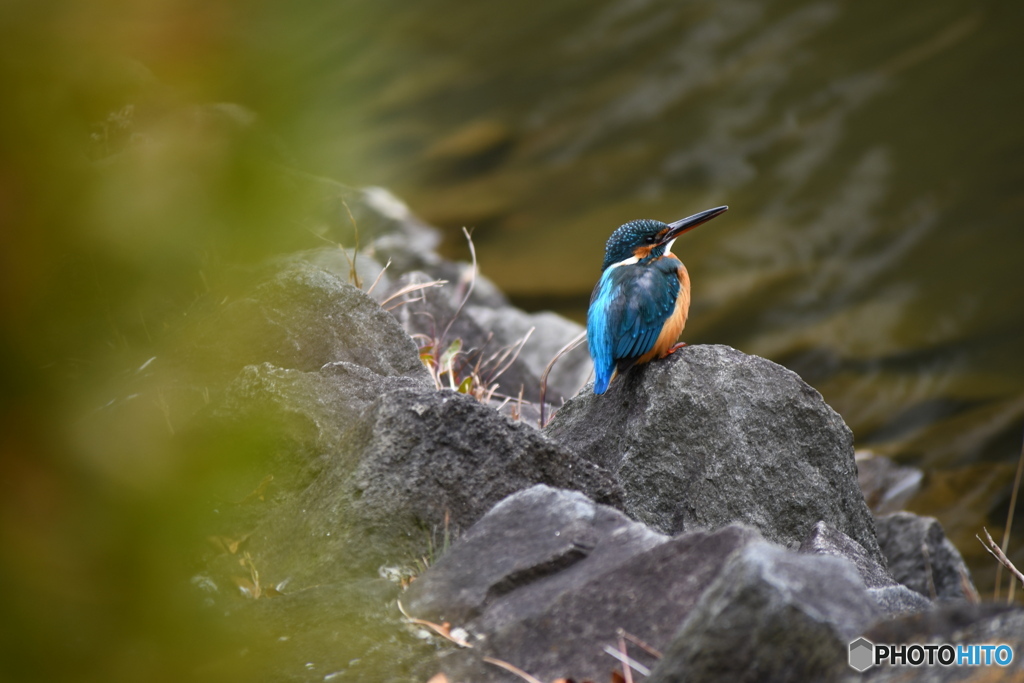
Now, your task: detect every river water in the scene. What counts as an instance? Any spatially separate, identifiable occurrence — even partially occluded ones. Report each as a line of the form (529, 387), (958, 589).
(286, 0), (1024, 588)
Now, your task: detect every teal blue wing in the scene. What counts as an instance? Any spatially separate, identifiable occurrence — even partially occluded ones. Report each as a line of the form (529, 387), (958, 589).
(587, 259), (680, 393)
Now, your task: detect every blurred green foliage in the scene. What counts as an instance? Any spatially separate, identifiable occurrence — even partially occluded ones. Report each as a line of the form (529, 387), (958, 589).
(0, 1), (323, 680)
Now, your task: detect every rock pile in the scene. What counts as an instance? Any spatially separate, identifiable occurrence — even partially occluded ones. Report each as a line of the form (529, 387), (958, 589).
(181, 187), (1018, 682)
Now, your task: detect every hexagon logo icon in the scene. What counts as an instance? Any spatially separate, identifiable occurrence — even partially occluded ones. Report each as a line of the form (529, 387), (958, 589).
(849, 637), (875, 672)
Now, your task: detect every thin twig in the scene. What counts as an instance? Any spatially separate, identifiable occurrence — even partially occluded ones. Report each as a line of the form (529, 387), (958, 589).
(488, 328), (535, 385)
(386, 295), (425, 312)
(366, 258), (392, 295)
(618, 629), (663, 659)
(439, 227), (477, 348)
(960, 566), (980, 604)
(602, 644), (650, 677)
(619, 633), (635, 683)
(997, 429), (1024, 601)
(396, 600), (472, 648)
(977, 527), (1024, 591)
(538, 331), (587, 428)
(481, 657), (545, 683)
(380, 279), (448, 307)
(341, 198), (361, 289)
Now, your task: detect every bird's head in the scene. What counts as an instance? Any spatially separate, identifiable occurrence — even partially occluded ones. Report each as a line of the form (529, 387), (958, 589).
(600, 205), (728, 271)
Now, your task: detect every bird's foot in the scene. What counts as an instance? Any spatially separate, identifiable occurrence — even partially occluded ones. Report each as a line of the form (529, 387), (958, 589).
(665, 342), (688, 356)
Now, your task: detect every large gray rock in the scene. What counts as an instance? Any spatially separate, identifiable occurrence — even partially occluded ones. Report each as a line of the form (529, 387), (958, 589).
(406, 485), (669, 626)
(406, 486), (763, 683)
(346, 388), (621, 548)
(875, 511), (977, 602)
(545, 344), (885, 567)
(649, 541), (881, 683)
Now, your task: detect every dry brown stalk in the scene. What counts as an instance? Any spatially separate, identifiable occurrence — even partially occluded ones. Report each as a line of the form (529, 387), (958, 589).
(977, 527), (1024, 593)
(481, 656), (545, 683)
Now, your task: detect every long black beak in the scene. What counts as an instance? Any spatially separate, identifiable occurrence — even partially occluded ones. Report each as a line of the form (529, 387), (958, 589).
(660, 205), (729, 245)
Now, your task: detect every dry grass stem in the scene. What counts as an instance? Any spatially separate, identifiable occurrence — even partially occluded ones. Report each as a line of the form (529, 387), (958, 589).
(487, 327), (534, 386)
(618, 628), (663, 659)
(396, 600), (472, 648)
(959, 567), (980, 604)
(341, 198), (361, 289)
(381, 279), (448, 308)
(481, 657), (545, 683)
(365, 257), (392, 295)
(439, 227), (477, 347)
(619, 633), (635, 683)
(538, 331), (587, 427)
(997, 430), (1024, 601)
(602, 644), (650, 678)
(977, 527), (1024, 593)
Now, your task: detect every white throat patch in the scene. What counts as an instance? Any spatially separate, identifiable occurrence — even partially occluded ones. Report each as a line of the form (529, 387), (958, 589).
(607, 255), (639, 269)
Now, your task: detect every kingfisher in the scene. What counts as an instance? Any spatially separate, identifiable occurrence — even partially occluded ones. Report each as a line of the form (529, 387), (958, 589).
(587, 205), (728, 394)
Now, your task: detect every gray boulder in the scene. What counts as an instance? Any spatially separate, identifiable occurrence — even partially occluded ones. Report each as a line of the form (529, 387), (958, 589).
(875, 511), (977, 601)
(545, 344), (884, 567)
(405, 486), (763, 683)
(405, 485), (669, 626)
(278, 246), (393, 297)
(649, 541), (881, 683)
(346, 388), (621, 550)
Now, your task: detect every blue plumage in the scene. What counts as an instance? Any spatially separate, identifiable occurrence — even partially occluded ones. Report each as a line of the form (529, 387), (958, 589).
(586, 206), (728, 394)
(588, 256), (680, 393)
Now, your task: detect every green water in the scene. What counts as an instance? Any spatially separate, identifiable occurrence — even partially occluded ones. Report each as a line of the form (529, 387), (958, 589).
(2, 0), (1023, 679)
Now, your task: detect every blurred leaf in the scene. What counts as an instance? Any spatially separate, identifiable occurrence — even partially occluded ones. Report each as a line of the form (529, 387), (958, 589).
(440, 339), (461, 371)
